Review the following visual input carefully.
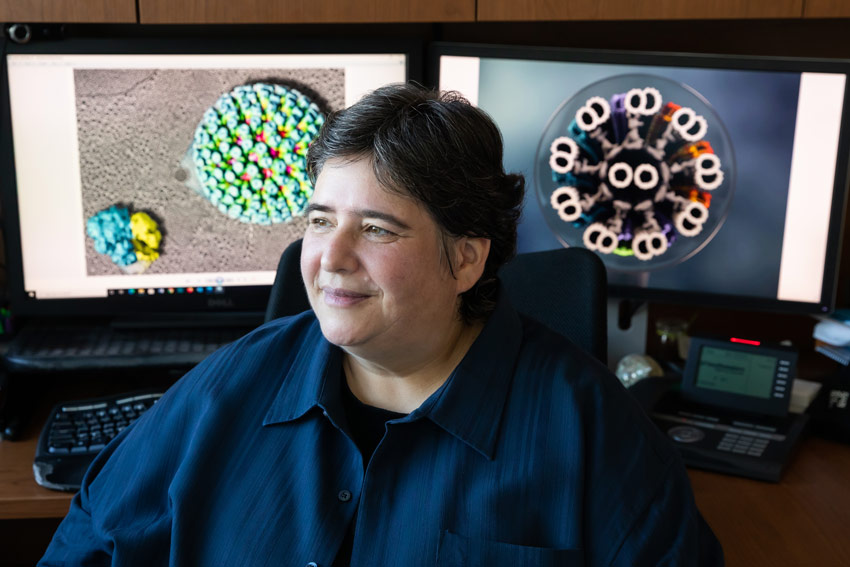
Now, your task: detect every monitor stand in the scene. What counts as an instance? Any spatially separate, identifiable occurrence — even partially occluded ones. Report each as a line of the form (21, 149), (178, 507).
(606, 298), (649, 371)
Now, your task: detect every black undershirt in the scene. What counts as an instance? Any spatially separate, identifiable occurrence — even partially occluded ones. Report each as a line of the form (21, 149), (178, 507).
(333, 373), (405, 567)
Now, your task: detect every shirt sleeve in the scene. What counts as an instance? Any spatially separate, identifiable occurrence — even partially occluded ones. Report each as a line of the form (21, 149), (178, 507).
(37, 489), (113, 567)
(37, 344), (231, 567)
(607, 457), (724, 567)
(573, 354), (724, 567)
(36, 316), (310, 566)
(36, 381), (191, 567)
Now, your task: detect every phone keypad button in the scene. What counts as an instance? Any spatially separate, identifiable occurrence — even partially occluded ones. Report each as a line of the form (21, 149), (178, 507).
(718, 432), (768, 457)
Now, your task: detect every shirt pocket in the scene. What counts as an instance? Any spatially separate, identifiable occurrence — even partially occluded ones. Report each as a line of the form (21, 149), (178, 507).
(435, 530), (584, 567)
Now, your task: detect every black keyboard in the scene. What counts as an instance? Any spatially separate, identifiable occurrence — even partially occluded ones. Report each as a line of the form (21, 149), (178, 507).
(4, 325), (251, 371)
(34, 390), (165, 491)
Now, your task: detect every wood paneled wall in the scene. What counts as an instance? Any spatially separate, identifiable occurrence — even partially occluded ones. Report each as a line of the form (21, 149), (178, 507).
(4, 0), (850, 24)
(0, 0), (135, 23)
(137, 0), (474, 24)
(477, 0), (804, 22)
(804, 0), (850, 17)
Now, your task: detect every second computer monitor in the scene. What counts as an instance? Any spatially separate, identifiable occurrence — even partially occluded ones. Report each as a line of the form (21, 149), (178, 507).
(434, 43), (850, 314)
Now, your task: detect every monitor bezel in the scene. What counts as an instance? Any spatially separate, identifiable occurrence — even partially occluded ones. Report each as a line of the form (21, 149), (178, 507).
(0, 34), (422, 318)
(427, 41), (850, 315)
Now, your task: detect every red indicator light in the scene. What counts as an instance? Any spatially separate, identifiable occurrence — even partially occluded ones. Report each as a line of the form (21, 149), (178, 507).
(730, 337), (760, 346)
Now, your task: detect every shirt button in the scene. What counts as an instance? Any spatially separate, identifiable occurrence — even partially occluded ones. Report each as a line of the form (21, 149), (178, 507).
(306, 563), (318, 567)
(338, 489), (352, 502)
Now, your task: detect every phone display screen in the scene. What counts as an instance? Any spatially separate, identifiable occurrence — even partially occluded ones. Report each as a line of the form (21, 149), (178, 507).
(682, 336), (796, 416)
(695, 347), (778, 400)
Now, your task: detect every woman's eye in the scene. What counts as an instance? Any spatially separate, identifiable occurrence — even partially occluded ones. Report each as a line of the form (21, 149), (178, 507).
(366, 225), (394, 237)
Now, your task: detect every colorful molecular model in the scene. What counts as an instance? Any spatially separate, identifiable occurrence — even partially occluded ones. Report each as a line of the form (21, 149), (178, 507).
(547, 87), (725, 261)
(192, 83), (325, 225)
(86, 206), (162, 273)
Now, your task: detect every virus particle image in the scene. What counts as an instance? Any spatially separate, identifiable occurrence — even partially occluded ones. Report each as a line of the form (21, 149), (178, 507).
(86, 206), (163, 274)
(539, 76), (734, 269)
(191, 83), (325, 225)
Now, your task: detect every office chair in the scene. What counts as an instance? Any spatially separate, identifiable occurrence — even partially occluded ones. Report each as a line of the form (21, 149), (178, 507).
(264, 238), (312, 324)
(265, 239), (607, 363)
(498, 247), (607, 363)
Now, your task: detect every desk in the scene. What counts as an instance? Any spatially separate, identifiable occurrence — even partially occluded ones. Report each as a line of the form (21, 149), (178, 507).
(690, 436), (850, 565)
(2, 414), (850, 565)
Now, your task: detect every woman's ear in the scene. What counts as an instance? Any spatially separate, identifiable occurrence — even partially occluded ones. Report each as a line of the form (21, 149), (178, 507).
(453, 237), (491, 294)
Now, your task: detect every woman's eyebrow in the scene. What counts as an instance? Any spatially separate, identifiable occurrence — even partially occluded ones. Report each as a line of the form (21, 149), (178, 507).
(304, 203), (332, 215)
(357, 209), (411, 230)
(305, 203), (411, 230)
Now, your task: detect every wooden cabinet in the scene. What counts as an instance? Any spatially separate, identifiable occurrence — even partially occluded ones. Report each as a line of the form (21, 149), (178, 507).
(138, 0), (475, 24)
(0, 0), (136, 23)
(804, 0), (850, 17)
(477, 0), (804, 21)
(3, 0), (849, 26)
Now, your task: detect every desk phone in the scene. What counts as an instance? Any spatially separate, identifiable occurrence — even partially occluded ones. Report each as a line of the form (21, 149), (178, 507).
(651, 335), (808, 482)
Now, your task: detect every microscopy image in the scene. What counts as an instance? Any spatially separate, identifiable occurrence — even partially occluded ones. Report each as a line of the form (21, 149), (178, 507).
(75, 67), (344, 276)
(537, 74), (734, 272)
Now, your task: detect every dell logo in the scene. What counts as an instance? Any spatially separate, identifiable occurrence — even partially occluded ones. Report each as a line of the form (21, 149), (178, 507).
(207, 298), (234, 308)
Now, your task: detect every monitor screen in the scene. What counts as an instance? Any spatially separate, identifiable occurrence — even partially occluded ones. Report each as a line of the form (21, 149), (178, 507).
(1, 37), (415, 317)
(433, 43), (850, 313)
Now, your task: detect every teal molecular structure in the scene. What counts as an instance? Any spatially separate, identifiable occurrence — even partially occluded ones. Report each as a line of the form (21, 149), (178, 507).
(86, 206), (136, 267)
(192, 83), (325, 225)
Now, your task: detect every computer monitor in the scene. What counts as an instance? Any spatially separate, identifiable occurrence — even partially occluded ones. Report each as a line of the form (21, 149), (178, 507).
(433, 43), (850, 315)
(0, 35), (418, 319)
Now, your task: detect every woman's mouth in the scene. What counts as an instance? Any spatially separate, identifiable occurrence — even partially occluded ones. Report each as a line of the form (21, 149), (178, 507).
(321, 286), (371, 307)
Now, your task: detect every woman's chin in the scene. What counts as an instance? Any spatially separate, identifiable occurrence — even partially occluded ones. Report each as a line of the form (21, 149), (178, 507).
(317, 321), (368, 349)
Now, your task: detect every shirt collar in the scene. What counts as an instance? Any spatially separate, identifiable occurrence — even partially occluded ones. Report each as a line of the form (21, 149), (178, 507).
(262, 321), (345, 428)
(262, 288), (523, 460)
(415, 290), (522, 460)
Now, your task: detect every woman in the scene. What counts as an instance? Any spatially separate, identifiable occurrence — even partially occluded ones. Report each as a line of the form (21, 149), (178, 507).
(41, 83), (722, 566)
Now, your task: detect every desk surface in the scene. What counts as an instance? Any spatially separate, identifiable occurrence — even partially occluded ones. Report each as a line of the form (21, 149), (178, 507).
(689, 435), (850, 565)
(3, 410), (850, 564)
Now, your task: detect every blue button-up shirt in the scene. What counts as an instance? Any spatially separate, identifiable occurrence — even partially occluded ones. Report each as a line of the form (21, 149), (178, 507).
(40, 295), (722, 566)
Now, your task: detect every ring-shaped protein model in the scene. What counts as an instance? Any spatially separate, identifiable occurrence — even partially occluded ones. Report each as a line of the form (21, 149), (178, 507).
(547, 85), (726, 262)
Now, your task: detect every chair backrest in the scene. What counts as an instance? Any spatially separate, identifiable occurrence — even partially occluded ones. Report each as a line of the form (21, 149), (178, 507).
(498, 247), (607, 363)
(264, 238), (311, 324)
(265, 239), (607, 362)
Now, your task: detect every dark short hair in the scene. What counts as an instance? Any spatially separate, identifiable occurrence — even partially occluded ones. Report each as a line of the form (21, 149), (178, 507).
(306, 82), (525, 323)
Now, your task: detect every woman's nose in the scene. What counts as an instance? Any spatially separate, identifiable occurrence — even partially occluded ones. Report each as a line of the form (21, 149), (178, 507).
(320, 230), (359, 274)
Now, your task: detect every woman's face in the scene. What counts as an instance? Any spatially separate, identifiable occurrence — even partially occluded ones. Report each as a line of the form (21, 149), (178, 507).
(300, 157), (465, 357)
